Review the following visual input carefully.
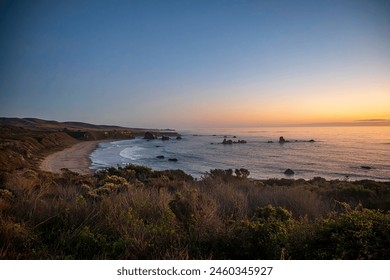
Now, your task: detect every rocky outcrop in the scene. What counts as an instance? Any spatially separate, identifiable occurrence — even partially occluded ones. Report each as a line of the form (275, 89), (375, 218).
(161, 135), (170, 141)
(361, 166), (372, 170)
(279, 136), (287, 144)
(284, 169), (295, 176)
(176, 135), (182, 140)
(222, 138), (247, 145)
(273, 137), (315, 143)
(144, 132), (157, 140)
(222, 139), (233, 145)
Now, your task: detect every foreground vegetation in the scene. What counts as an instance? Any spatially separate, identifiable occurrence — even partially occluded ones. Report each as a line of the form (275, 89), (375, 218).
(1, 165), (390, 259)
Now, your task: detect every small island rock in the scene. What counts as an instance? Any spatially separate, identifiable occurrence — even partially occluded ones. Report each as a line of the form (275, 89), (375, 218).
(361, 166), (372, 170)
(279, 136), (287, 144)
(144, 132), (157, 140)
(222, 139), (233, 144)
(222, 138), (247, 144)
(284, 169), (295, 176)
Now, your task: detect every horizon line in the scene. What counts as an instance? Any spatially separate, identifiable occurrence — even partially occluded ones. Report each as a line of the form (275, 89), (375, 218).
(2, 116), (390, 129)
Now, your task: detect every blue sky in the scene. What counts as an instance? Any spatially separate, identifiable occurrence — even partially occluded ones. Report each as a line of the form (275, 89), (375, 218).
(1, 0), (389, 128)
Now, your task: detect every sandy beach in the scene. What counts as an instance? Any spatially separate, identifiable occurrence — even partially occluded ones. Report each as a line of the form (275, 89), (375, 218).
(40, 140), (101, 175)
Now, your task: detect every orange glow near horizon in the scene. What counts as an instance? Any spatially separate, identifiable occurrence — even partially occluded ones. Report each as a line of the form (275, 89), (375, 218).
(173, 84), (390, 127)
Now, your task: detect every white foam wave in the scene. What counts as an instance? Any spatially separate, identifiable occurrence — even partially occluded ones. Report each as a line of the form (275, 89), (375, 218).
(119, 146), (145, 160)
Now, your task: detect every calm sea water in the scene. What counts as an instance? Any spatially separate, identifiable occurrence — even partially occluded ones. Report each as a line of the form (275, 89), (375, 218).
(90, 126), (390, 181)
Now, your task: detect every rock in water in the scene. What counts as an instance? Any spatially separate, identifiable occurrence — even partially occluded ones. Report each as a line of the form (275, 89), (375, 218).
(279, 136), (286, 144)
(361, 166), (372, 170)
(284, 169), (295, 176)
(144, 132), (157, 140)
(222, 139), (233, 144)
(161, 135), (170, 141)
(168, 158), (178, 162)
(156, 155), (165, 159)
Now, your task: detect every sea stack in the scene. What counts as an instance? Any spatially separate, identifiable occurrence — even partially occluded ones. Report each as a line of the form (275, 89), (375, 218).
(361, 166), (372, 170)
(284, 169), (295, 176)
(144, 131), (157, 140)
(222, 139), (233, 144)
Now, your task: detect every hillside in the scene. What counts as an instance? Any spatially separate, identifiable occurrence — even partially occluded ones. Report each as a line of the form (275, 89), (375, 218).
(0, 117), (141, 131)
(0, 117), (176, 172)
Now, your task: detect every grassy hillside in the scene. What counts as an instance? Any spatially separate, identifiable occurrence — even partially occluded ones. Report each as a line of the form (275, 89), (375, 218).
(0, 117), (134, 131)
(1, 165), (390, 259)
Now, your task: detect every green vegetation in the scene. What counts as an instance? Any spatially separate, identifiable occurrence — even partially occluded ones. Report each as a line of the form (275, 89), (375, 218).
(1, 165), (390, 259)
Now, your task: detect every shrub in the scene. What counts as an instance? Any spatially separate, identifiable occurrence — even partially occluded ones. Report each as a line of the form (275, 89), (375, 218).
(0, 217), (33, 259)
(65, 226), (108, 259)
(293, 208), (390, 259)
(222, 205), (293, 259)
(1, 164), (389, 260)
(204, 169), (234, 181)
(235, 168), (250, 179)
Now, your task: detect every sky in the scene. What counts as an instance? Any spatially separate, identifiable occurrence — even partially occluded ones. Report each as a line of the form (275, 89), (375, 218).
(0, 0), (389, 128)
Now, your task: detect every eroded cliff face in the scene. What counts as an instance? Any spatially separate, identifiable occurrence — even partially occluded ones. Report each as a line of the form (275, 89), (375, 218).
(0, 127), (79, 172)
(0, 118), (141, 172)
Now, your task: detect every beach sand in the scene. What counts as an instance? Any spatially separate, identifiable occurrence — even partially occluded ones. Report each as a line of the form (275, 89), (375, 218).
(40, 140), (101, 175)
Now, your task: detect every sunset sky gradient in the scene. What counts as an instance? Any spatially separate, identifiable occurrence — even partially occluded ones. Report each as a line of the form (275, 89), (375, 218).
(1, 0), (389, 128)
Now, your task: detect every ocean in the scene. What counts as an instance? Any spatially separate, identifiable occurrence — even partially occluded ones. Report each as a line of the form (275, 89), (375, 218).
(90, 126), (390, 181)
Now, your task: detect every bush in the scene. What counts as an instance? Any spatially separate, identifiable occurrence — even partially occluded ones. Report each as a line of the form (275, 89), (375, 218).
(291, 208), (390, 259)
(221, 205), (293, 259)
(1, 165), (390, 259)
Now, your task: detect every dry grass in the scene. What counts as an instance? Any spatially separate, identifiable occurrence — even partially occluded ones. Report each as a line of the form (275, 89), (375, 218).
(1, 165), (389, 259)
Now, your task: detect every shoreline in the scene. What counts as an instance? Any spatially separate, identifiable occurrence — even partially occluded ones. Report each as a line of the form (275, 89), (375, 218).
(40, 140), (102, 175)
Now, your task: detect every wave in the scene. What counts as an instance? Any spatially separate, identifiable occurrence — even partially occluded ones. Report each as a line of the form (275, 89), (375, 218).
(91, 159), (109, 166)
(119, 146), (145, 160)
